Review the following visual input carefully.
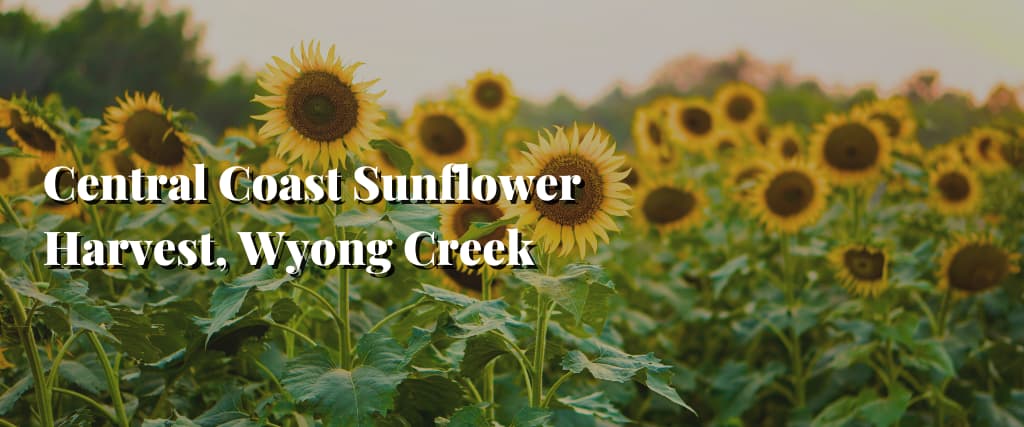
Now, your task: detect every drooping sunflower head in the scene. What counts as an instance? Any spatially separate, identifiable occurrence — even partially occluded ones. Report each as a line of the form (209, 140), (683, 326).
(714, 82), (766, 129)
(405, 103), (480, 172)
(508, 124), (631, 258)
(810, 112), (892, 186)
(829, 244), (889, 297)
(751, 161), (830, 233)
(667, 97), (718, 150)
(459, 70), (517, 123)
(964, 128), (1010, 175)
(252, 41), (385, 169)
(634, 180), (705, 233)
(0, 96), (66, 166)
(938, 235), (1020, 296)
(102, 92), (192, 173)
(632, 106), (677, 169)
(767, 124), (803, 161)
(726, 159), (770, 202)
(929, 161), (981, 216)
(855, 97), (916, 141)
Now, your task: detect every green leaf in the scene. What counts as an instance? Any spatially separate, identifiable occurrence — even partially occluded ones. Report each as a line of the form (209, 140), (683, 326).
(355, 332), (406, 373)
(334, 209), (384, 228)
(108, 308), (167, 363)
(283, 349), (407, 427)
(6, 275), (57, 304)
(193, 390), (259, 427)
(906, 339), (955, 378)
(0, 375), (32, 415)
(0, 214), (66, 262)
(973, 392), (1024, 427)
(510, 407), (552, 427)
(461, 334), (509, 374)
(860, 386), (912, 427)
(416, 284), (479, 308)
(812, 389), (877, 427)
(643, 370), (697, 415)
(710, 254), (748, 298)
(383, 203), (440, 242)
(199, 267), (292, 342)
(237, 204), (321, 238)
(270, 298), (300, 324)
(515, 264), (616, 331)
(556, 392), (630, 424)
(369, 139), (414, 175)
(0, 145), (34, 158)
(458, 216), (517, 241)
(394, 376), (465, 425)
(561, 349), (668, 383)
(59, 360), (107, 394)
(443, 404), (488, 426)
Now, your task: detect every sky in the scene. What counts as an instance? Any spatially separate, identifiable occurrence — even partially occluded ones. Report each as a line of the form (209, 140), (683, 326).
(16, 0), (1024, 111)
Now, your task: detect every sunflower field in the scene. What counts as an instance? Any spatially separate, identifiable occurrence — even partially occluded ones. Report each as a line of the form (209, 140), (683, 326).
(2, 5), (1024, 427)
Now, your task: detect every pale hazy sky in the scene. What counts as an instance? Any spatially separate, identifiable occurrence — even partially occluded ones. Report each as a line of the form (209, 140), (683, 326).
(16, 0), (1024, 110)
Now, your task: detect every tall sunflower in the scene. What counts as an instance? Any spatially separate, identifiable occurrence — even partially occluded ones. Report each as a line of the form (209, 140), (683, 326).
(855, 98), (916, 141)
(631, 106), (677, 169)
(508, 125), (631, 258)
(767, 124), (803, 161)
(666, 98), (718, 151)
(252, 41), (384, 169)
(0, 97), (65, 167)
(102, 92), (192, 173)
(938, 235), (1020, 295)
(829, 244), (889, 297)
(459, 70), (517, 123)
(751, 161), (829, 233)
(634, 180), (705, 233)
(964, 128), (1009, 174)
(929, 162), (981, 216)
(714, 82), (766, 130)
(406, 103), (480, 172)
(810, 113), (892, 186)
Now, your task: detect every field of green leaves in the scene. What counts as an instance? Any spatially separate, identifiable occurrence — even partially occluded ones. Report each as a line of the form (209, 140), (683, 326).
(2, 3), (1024, 427)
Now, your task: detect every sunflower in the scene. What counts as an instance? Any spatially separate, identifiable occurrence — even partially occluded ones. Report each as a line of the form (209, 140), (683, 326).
(438, 264), (490, 297)
(707, 127), (744, 160)
(406, 103), (480, 172)
(929, 162), (981, 216)
(751, 161), (830, 233)
(631, 106), (677, 169)
(964, 128), (1009, 174)
(619, 155), (642, 188)
(508, 125), (631, 258)
(634, 180), (705, 233)
(726, 159), (772, 201)
(459, 70), (517, 123)
(0, 154), (27, 195)
(829, 244), (889, 297)
(855, 98), (916, 141)
(714, 82), (766, 130)
(998, 136), (1024, 171)
(0, 97), (65, 166)
(97, 150), (138, 176)
(767, 124), (803, 161)
(748, 122), (772, 148)
(666, 98), (718, 150)
(359, 126), (412, 176)
(809, 113), (892, 186)
(23, 163), (81, 218)
(925, 144), (962, 168)
(938, 235), (1020, 295)
(440, 197), (511, 274)
(252, 41), (384, 170)
(102, 92), (192, 173)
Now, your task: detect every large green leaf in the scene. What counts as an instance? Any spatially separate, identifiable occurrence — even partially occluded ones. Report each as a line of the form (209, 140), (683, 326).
(561, 349), (668, 382)
(283, 349), (407, 427)
(515, 263), (616, 331)
(461, 334), (509, 375)
(0, 375), (32, 415)
(709, 254), (748, 298)
(197, 267), (292, 343)
(369, 139), (414, 175)
(0, 214), (64, 262)
(556, 392), (630, 423)
(383, 203), (440, 242)
(59, 359), (106, 395)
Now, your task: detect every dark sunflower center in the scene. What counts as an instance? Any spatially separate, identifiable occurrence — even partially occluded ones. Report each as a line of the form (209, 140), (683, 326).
(1000, 141), (1024, 168)
(419, 114), (467, 155)
(870, 113), (901, 139)
(681, 107), (712, 136)
(764, 171), (815, 217)
(0, 158), (10, 180)
(823, 123), (880, 171)
(978, 138), (992, 159)
(622, 167), (639, 187)
(442, 268), (483, 293)
(454, 204), (506, 242)
(535, 155), (603, 226)
(285, 71), (359, 142)
(10, 110), (57, 153)
(473, 80), (505, 110)
(947, 244), (1010, 292)
(843, 249), (885, 280)
(648, 122), (663, 145)
(937, 172), (970, 201)
(756, 124), (770, 146)
(642, 187), (695, 225)
(717, 138), (736, 154)
(726, 96), (754, 122)
(122, 110), (186, 166)
(781, 139), (799, 158)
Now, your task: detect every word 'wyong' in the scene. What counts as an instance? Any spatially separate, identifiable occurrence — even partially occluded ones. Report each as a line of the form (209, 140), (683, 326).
(43, 163), (583, 205)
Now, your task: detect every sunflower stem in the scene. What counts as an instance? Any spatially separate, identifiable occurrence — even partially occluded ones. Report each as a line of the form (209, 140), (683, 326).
(780, 234), (806, 408)
(0, 268), (54, 427)
(86, 332), (129, 427)
(531, 294), (553, 408)
(331, 201), (353, 369)
(481, 271), (496, 420)
(935, 287), (953, 337)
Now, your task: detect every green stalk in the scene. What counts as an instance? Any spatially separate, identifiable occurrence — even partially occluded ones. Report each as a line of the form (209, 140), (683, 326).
(366, 299), (425, 334)
(333, 202), (353, 369)
(530, 295), (553, 407)
(87, 332), (128, 427)
(52, 388), (116, 423)
(935, 288), (953, 337)
(481, 272), (496, 420)
(780, 235), (806, 407)
(541, 372), (575, 408)
(0, 269), (53, 427)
